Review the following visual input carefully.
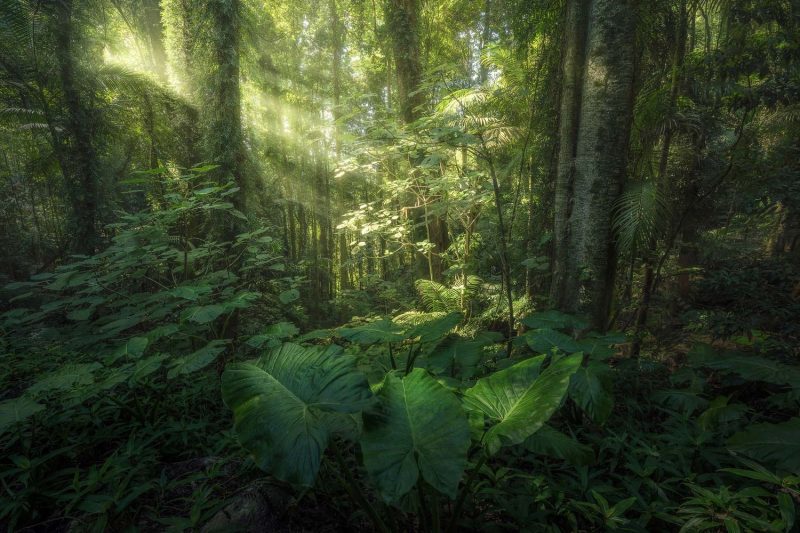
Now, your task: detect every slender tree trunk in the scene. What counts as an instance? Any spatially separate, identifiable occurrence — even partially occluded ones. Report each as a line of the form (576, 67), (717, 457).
(632, 0), (687, 353)
(206, 0), (246, 236)
(385, 0), (449, 282)
(478, 0), (492, 84)
(550, 0), (590, 311)
(330, 0), (345, 294)
(54, 0), (100, 254)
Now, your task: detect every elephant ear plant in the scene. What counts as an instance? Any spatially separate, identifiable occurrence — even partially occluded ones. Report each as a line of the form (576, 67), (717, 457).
(221, 312), (585, 532)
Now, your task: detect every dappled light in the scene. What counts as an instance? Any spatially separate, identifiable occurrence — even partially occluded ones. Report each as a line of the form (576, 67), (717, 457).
(1, 0), (799, 531)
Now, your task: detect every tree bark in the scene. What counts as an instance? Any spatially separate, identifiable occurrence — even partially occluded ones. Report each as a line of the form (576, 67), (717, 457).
(550, 0), (638, 330)
(385, 0), (424, 124)
(54, 0), (100, 254)
(205, 0), (246, 233)
(385, 0), (449, 282)
(550, 0), (590, 311)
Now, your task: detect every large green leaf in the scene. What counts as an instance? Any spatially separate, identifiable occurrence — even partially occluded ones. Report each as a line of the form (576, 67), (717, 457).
(524, 425), (595, 465)
(185, 305), (226, 324)
(221, 343), (373, 486)
(421, 332), (500, 379)
(106, 336), (149, 364)
(406, 312), (462, 344)
(576, 337), (617, 360)
(464, 353), (582, 454)
(26, 363), (101, 396)
(167, 340), (227, 378)
(130, 354), (169, 383)
(569, 361), (614, 424)
(525, 328), (583, 355)
(279, 288), (300, 304)
(522, 310), (588, 331)
(0, 397), (44, 435)
(652, 389), (709, 415)
(246, 321), (299, 349)
(339, 318), (407, 345)
(697, 396), (747, 431)
(728, 418), (800, 473)
(360, 369), (470, 502)
(690, 345), (800, 389)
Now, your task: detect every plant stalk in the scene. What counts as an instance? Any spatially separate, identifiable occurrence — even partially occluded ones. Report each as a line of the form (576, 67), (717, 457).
(331, 443), (390, 533)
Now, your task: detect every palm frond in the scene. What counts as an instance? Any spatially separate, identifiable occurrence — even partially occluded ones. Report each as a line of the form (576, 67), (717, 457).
(0, 0), (32, 47)
(612, 181), (670, 254)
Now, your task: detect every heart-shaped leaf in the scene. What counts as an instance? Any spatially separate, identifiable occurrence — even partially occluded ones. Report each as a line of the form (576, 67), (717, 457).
(222, 343), (373, 486)
(464, 352), (582, 454)
(360, 368), (470, 502)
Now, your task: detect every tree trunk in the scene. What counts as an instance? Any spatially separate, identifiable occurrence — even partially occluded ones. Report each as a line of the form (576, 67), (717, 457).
(550, 0), (590, 311)
(550, 0), (638, 330)
(205, 0), (246, 234)
(385, 0), (449, 282)
(385, 0), (424, 124)
(632, 0), (687, 354)
(143, 0), (168, 81)
(54, 0), (100, 254)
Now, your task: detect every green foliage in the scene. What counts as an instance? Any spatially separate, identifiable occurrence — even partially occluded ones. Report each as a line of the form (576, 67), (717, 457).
(1, 0), (799, 528)
(221, 343), (372, 486)
(728, 418), (800, 474)
(464, 353), (582, 454)
(414, 276), (482, 314)
(220, 311), (591, 528)
(361, 369), (470, 502)
(524, 424), (595, 466)
(569, 362), (615, 425)
(612, 180), (670, 255)
(0, 397), (44, 436)
(0, 167), (284, 530)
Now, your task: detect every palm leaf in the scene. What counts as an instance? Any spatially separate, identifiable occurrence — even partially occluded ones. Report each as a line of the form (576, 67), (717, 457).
(612, 181), (669, 254)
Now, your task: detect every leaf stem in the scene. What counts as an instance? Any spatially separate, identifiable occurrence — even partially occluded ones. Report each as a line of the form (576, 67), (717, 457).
(331, 442), (390, 533)
(445, 452), (488, 533)
(388, 342), (396, 370)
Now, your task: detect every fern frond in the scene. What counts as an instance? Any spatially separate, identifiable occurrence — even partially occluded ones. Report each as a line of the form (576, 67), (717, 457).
(0, 0), (32, 47)
(394, 310), (447, 326)
(415, 279), (461, 313)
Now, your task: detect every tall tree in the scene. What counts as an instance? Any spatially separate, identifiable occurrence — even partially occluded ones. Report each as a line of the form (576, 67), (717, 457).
(550, 0), (638, 329)
(385, 0), (449, 281)
(54, 0), (101, 254)
(205, 0), (246, 218)
(385, 0), (424, 124)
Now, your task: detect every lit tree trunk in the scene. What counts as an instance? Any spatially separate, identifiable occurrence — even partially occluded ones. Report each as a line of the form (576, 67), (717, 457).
(551, 0), (638, 330)
(385, 0), (424, 124)
(205, 0), (246, 228)
(143, 0), (168, 81)
(54, 0), (100, 254)
(330, 0), (347, 293)
(385, 0), (449, 282)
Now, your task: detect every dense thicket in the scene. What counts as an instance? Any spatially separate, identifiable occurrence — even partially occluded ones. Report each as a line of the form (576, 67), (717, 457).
(1, 0), (799, 531)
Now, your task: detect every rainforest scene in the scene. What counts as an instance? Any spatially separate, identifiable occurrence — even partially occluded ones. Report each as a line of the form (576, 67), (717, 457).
(1, 0), (799, 531)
